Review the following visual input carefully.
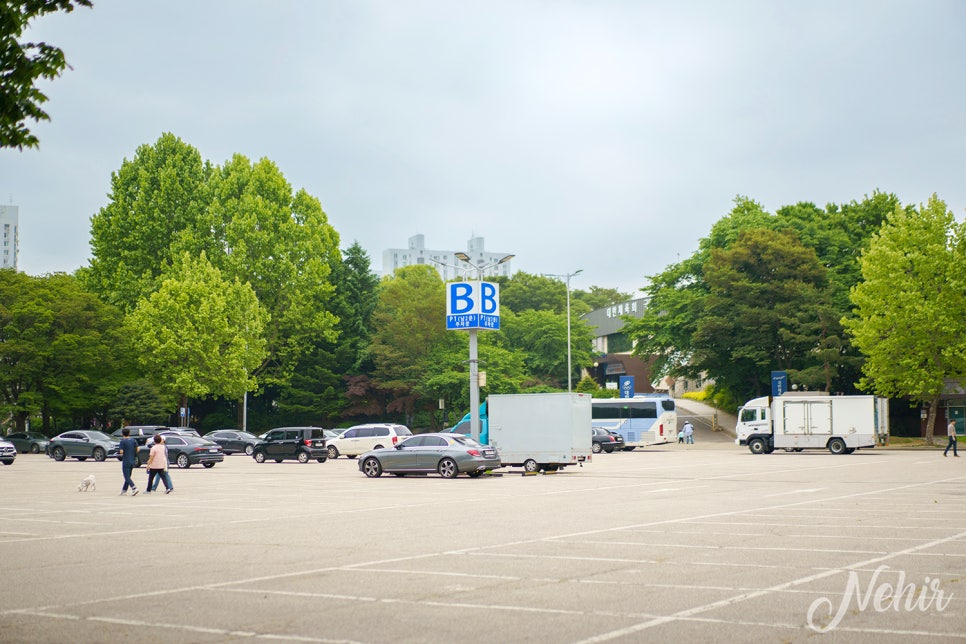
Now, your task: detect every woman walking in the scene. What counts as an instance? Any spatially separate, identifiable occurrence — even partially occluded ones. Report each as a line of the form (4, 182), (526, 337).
(145, 434), (174, 493)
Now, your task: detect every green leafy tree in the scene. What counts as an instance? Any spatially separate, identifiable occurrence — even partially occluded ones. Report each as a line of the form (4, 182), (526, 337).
(573, 286), (632, 310)
(123, 252), (268, 415)
(86, 133), (213, 311)
(843, 195), (966, 444)
(368, 265), (448, 425)
(496, 272), (568, 314)
(0, 0), (92, 149)
(0, 270), (127, 432)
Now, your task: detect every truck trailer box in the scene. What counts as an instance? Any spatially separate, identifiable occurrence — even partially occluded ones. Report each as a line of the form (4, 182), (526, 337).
(486, 392), (593, 472)
(736, 394), (889, 454)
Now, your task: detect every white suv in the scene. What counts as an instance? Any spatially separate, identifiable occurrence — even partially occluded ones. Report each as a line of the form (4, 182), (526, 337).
(326, 424), (412, 459)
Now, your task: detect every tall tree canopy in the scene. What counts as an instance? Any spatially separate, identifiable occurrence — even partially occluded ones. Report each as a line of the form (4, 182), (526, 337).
(123, 252), (268, 411)
(85, 133), (341, 396)
(843, 195), (966, 443)
(0, 0), (92, 149)
(626, 192), (901, 408)
(0, 270), (126, 432)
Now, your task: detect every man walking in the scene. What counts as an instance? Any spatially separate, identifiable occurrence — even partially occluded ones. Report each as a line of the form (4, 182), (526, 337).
(682, 420), (694, 445)
(118, 428), (139, 496)
(945, 419), (960, 457)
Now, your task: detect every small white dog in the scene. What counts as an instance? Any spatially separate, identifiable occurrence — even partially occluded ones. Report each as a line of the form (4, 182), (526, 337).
(78, 475), (96, 492)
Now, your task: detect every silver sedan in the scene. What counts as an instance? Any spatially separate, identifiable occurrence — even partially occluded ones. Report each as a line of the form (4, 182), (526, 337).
(358, 433), (501, 479)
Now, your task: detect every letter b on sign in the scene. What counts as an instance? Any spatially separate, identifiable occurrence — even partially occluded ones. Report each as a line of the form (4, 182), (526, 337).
(451, 282), (473, 314)
(481, 282), (498, 314)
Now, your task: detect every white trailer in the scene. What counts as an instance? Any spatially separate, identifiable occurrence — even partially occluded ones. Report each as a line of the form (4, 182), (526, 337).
(735, 393), (889, 455)
(485, 392), (593, 473)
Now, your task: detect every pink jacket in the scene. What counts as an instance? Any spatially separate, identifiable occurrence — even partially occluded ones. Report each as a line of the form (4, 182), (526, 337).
(146, 443), (168, 470)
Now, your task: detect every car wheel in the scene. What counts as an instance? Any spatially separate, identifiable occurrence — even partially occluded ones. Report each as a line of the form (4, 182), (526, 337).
(177, 453), (190, 468)
(1, 460), (12, 465)
(603, 445), (615, 454)
(52, 446), (66, 461)
(591, 442), (602, 454)
(523, 459), (539, 473)
(134, 454), (142, 467)
(327, 445), (339, 459)
(316, 458), (326, 463)
(297, 450), (310, 464)
(828, 438), (847, 455)
(244, 444), (254, 456)
(93, 447), (106, 462)
(467, 471), (482, 478)
(203, 462), (215, 468)
(253, 451), (266, 463)
(362, 457), (382, 478)
(30, 444), (40, 454)
(438, 458), (459, 479)
(748, 438), (767, 455)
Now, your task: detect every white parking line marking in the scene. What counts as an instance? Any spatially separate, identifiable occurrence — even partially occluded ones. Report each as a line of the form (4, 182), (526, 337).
(764, 487), (825, 497)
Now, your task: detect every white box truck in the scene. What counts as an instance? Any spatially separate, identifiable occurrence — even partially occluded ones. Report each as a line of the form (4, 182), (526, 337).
(735, 393), (889, 455)
(448, 392), (593, 473)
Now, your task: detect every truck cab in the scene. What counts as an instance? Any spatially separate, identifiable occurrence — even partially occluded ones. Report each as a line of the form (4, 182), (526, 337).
(735, 396), (773, 453)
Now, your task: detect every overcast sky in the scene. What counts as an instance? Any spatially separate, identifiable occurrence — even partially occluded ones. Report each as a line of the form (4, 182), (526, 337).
(3, 0), (964, 295)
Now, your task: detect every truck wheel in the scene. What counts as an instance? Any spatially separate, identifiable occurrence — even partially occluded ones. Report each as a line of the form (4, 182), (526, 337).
(763, 444), (775, 454)
(828, 438), (847, 455)
(523, 459), (539, 473)
(748, 438), (767, 454)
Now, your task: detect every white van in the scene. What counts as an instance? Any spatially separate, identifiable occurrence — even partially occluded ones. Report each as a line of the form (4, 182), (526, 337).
(326, 424), (412, 459)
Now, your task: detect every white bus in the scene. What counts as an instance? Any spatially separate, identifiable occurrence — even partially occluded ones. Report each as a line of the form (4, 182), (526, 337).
(591, 395), (677, 448)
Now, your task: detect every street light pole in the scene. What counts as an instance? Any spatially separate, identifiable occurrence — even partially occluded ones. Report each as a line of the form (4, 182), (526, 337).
(545, 269), (582, 392)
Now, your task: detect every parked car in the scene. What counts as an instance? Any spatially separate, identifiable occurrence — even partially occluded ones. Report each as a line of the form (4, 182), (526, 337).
(358, 433), (501, 479)
(592, 427), (625, 454)
(326, 423), (413, 459)
(0, 438), (16, 465)
(204, 429), (261, 455)
(47, 430), (120, 462)
(135, 434), (225, 469)
(111, 425), (167, 446)
(251, 427), (328, 464)
(3, 431), (49, 454)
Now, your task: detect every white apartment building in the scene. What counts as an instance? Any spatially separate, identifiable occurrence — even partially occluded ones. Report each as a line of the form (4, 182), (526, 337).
(382, 234), (514, 281)
(0, 205), (18, 270)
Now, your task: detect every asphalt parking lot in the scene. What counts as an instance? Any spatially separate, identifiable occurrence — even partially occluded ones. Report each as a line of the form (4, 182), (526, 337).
(1, 441), (965, 643)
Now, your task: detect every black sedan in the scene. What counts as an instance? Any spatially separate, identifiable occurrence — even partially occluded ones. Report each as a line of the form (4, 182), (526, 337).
(47, 430), (120, 462)
(135, 435), (225, 469)
(592, 427), (625, 453)
(3, 431), (49, 454)
(204, 429), (260, 455)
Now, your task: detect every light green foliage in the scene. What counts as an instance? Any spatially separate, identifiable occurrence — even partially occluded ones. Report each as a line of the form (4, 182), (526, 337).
(87, 133), (214, 311)
(844, 195), (966, 441)
(209, 154), (340, 388)
(575, 375), (600, 394)
(496, 272), (568, 314)
(124, 252), (268, 402)
(501, 308), (594, 387)
(86, 135), (341, 402)
(0, 0), (93, 149)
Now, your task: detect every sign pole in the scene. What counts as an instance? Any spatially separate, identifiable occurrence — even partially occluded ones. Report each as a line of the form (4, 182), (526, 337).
(469, 329), (480, 442)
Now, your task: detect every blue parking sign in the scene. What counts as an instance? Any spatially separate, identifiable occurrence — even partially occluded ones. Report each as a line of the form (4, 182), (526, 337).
(446, 281), (500, 331)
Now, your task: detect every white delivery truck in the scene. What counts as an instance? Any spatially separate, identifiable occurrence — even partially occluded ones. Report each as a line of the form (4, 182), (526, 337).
(449, 392), (593, 473)
(735, 393), (889, 455)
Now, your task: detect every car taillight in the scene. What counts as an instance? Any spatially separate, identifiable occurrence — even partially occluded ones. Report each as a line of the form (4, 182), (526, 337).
(392, 436), (399, 445)
(303, 439), (312, 446)
(467, 449), (481, 457)
(659, 424), (664, 436)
